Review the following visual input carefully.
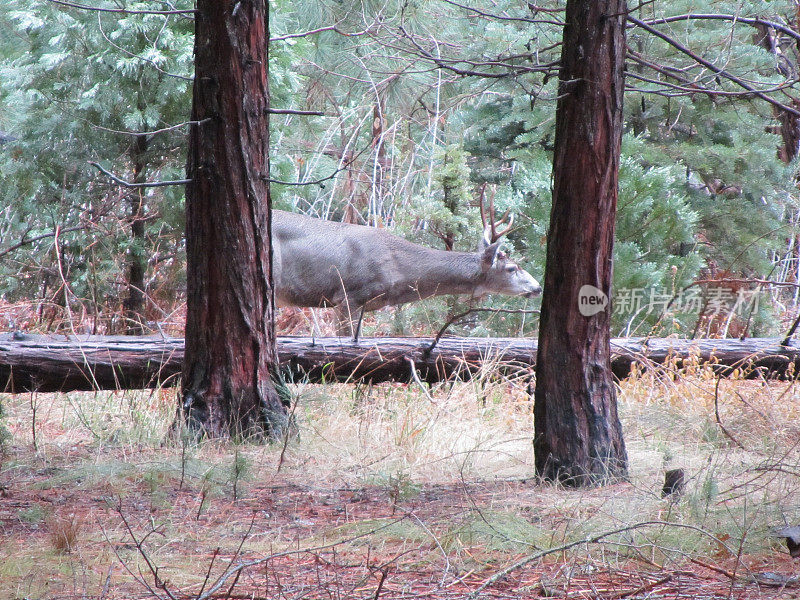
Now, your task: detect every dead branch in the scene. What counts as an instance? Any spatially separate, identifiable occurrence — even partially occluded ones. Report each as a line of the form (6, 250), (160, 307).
(89, 161), (191, 189)
(468, 521), (739, 599)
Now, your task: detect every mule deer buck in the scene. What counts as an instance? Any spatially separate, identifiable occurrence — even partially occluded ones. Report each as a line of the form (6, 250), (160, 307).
(271, 197), (541, 338)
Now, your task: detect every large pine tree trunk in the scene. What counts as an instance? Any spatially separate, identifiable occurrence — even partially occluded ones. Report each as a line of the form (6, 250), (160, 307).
(181, 0), (287, 439)
(533, 0), (629, 486)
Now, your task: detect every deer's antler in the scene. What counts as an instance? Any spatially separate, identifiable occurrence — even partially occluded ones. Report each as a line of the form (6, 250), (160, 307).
(479, 183), (518, 243)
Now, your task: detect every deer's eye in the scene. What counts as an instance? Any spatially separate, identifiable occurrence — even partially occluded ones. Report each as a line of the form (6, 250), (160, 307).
(505, 265), (518, 273)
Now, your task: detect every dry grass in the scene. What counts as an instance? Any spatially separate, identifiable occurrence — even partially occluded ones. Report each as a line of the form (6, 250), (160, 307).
(47, 511), (82, 554)
(1, 365), (799, 599)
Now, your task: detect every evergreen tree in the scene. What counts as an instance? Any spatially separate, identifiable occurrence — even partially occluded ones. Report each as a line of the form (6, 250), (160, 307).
(0, 1), (193, 331)
(2, 0), (799, 337)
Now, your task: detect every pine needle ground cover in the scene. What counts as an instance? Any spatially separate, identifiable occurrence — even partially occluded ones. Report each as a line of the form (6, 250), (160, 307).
(1, 369), (799, 599)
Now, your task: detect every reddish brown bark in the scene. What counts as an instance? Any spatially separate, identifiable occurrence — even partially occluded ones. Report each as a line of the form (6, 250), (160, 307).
(182, 0), (286, 438)
(123, 134), (147, 335)
(534, 0), (629, 486)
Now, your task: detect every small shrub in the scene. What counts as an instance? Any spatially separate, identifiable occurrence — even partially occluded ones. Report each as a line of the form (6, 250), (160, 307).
(386, 470), (420, 504)
(18, 504), (48, 525)
(229, 448), (251, 502)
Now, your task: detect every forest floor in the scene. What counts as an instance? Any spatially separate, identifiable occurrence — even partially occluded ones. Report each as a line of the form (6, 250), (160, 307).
(1, 367), (800, 599)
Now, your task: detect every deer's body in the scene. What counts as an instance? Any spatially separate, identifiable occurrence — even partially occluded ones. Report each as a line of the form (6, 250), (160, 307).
(271, 209), (541, 335)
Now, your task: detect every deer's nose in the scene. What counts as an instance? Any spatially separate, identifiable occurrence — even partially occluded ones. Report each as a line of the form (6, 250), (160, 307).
(526, 285), (543, 298)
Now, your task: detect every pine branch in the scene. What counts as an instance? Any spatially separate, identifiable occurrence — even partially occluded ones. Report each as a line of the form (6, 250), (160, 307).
(0, 225), (88, 259)
(635, 13), (800, 46)
(47, 0), (195, 15)
(89, 162), (190, 188)
(628, 15), (800, 117)
(270, 24), (371, 42)
(441, 0), (565, 26)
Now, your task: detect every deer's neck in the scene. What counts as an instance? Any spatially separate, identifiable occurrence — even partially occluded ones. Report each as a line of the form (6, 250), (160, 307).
(389, 245), (483, 302)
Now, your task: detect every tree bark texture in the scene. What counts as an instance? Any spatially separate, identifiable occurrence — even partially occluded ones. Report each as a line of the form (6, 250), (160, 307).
(534, 0), (629, 486)
(182, 0), (286, 438)
(123, 134), (147, 335)
(3, 333), (800, 393)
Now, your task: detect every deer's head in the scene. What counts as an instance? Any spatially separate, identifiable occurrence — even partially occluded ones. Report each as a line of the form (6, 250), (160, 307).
(477, 238), (542, 299)
(474, 184), (542, 299)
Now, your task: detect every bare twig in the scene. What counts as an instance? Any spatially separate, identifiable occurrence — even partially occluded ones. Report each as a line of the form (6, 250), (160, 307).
(614, 573), (673, 599)
(99, 564), (113, 600)
(269, 139), (373, 186)
(626, 69), (800, 99)
(372, 566), (389, 600)
(693, 278), (800, 289)
(276, 380), (300, 473)
(425, 307), (539, 356)
(90, 119), (208, 137)
(690, 557), (737, 580)
(0, 225), (87, 259)
(114, 499), (178, 600)
(270, 24), (371, 42)
(713, 377), (745, 450)
(468, 521), (739, 599)
(396, 24), (554, 79)
(783, 311), (800, 346)
(635, 13), (800, 46)
(405, 357), (436, 403)
(196, 548), (220, 600)
(53, 225), (77, 328)
(194, 516), (410, 600)
(268, 108), (326, 116)
(89, 161), (191, 188)
(47, 0), (195, 15)
(441, 0), (565, 26)
(220, 514), (257, 598)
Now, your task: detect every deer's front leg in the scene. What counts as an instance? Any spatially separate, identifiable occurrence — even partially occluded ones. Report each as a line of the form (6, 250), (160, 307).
(334, 300), (363, 341)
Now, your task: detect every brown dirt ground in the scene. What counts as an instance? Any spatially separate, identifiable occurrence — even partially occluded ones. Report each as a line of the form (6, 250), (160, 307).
(2, 447), (798, 600)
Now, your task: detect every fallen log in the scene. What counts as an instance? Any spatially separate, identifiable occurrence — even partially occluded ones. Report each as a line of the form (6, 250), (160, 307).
(0, 333), (799, 393)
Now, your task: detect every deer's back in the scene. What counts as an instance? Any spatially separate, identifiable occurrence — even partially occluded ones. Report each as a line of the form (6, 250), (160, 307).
(271, 210), (410, 308)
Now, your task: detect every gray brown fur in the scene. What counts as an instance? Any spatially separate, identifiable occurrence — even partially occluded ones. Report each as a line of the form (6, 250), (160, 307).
(271, 209), (541, 332)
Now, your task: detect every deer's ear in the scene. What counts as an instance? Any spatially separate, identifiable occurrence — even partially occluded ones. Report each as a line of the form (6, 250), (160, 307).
(481, 241), (502, 270)
(481, 227), (493, 250)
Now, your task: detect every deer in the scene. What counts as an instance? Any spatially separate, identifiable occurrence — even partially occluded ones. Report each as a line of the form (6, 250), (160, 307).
(271, 194), (542, 339)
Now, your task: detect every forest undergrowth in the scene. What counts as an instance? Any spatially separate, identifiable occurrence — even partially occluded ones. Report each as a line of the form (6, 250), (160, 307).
(1, 359), (800, 599)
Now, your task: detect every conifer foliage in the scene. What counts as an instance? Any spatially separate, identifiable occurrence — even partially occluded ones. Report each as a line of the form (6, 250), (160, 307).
(1, 2), (193, 332)
(1, 1), (799, 340)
